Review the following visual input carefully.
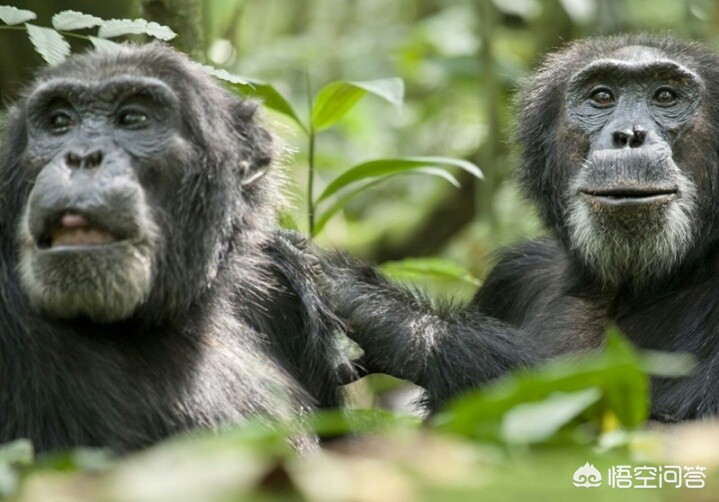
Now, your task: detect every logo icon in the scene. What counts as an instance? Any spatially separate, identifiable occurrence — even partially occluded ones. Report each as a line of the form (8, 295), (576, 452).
(573, 462), (602, 488)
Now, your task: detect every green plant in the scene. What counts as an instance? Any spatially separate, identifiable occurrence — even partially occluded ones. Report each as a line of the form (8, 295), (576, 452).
(227, 76), (483, 238)
(0, 6), (176, 62)
(1, 4), (483, 288)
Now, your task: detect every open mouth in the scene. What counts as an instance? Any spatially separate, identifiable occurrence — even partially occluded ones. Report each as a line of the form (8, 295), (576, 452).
(580, 187), (678, 206)
(37, 212), (119, 250)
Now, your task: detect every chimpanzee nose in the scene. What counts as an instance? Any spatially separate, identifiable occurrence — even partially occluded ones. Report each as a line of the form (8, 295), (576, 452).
(65, 150), (104, 169)
(612, 127), (647, 149)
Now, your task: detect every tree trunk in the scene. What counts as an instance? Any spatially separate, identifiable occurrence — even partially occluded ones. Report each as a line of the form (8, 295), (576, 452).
(138, 0), (206, 60)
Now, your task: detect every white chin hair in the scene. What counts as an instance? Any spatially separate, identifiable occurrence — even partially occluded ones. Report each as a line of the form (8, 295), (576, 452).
(566, 175), (698, 286)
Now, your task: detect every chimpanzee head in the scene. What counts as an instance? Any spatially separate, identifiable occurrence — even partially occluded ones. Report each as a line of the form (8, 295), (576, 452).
(0, 44), (275, 322)
(517, 35), (719, 286)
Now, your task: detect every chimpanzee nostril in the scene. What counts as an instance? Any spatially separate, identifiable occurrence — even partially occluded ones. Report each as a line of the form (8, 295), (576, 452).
(65, 152), (82, 168)
(631, 129), (647, 148)
(64, 151), (104, 169)
(612, 128), (647, 149)
(85, 151), (103, 169)
(612, 130), (630, 148)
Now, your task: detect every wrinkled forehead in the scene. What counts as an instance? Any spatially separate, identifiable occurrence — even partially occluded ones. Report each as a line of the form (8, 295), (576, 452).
(26, 75), (179, 110)
(567, 45), (702, 91)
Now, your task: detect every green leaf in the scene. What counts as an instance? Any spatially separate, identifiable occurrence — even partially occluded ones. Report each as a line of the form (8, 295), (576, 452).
(0, 5), (36, 25)
(313, 178), (384, 236)
(26, 25), (70, 65)
(500, 388), (601, 444)
(306, 409), (418, 437)
(435, 331), (648, 443)
(88, 36), (122, 53)
(311, 78), (403, 131)
(197, 63), (249, 85)
(226, 78), (307, 133)
(316, 156), (481, 204)
(380, 258), (481, 286)
(278, 210), (299, 231)
(52, 10), (102, 31)
(98, 18), (176, 40)
(313, 168), (459, 236)
(0, 439), (34, 464)
(640, 350), (697, 378)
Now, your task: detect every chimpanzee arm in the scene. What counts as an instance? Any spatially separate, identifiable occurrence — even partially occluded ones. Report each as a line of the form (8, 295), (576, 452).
(315, 251), (545, 407)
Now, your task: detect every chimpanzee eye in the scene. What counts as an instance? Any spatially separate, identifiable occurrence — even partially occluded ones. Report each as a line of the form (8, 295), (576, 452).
(118, 110), (149, 127)
(589, 88), (615, 107)
(654, 87), (678, 106)
(49, 111), (74, 132)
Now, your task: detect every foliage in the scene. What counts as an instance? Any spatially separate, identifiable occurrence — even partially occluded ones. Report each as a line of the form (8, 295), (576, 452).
(1, 336), (716, 500)
(2, 1), (719, 500)
(227, 74), (482, 238)
(0, 7), (177, 64)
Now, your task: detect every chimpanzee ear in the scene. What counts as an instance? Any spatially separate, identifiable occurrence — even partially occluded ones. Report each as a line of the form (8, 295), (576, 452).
(231, 100), (273, 187)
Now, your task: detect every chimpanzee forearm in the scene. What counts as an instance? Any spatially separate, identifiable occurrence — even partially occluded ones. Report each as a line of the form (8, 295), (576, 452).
(315, 251), (544, 408)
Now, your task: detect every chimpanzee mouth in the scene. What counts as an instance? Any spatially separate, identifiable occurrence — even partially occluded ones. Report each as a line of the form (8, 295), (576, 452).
(580, 186), (678, 206)
(36, 212), (120, 250)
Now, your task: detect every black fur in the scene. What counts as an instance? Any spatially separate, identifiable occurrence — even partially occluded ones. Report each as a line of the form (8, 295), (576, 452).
(0, 44), (351, 453)
(316, 35), (719, 420)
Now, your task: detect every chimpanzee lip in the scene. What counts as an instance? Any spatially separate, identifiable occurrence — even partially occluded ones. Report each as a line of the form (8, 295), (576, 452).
(580, 186), (678, 206)
(35, 211), (122, 251)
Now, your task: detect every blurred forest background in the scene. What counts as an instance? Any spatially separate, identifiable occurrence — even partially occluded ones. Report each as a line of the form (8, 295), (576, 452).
(3, 0), (719, 301)
(2, 2), (719, 500)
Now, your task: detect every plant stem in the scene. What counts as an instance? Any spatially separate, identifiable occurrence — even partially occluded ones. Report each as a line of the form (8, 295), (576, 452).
(0, 25), (94, 41)
(306, 71), (316, 237)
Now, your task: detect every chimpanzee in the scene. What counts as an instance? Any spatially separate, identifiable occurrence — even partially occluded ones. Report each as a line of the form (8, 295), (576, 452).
(0, 44), (357, 452)
(316, 35), (719, 421)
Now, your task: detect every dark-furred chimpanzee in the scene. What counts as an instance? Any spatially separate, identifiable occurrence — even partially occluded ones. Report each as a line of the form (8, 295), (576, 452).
(0, 44), (358, 452)
(0, 42), (532, 454)
(316, 34), (719, 421)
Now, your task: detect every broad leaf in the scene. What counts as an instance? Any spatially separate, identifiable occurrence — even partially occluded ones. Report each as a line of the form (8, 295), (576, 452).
(316, 156), (481, 204)
(98, 18), (176, 40)
(227, 78), (306, 133)
(26, 25), (70, 65)
(198, 64), (249, 85)
(380, 258), (481, 286)
(435, 332), (649, 443)
(311, 78), (403, 131)
(0, 5), (36, 25)
(313, 167), (458, 235)
(52, 10), (102, 31)
(500, 388), (601, 444)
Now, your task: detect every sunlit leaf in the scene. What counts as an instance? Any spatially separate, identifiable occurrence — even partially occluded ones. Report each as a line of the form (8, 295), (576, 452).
(313, 167), (458, 235)
(558, 0), (596, 23)
(316, 156), (481, 204)
(435, 331), (648, 443)
(312, 78), (403, 131)
(226, 78), (307, 133)
(380, 258), (481, 286)
(52, 10), (102, 31)
(88, 36), (122, 52)
(640, 350), (697, 378)
(197, 63), (249, 85)
(501, 388), (601, 444)
(26, 25), (70, 65)
(98, 18), (176, 40)
(0, 5), (36, 25)
(0, 439), (33, 464)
